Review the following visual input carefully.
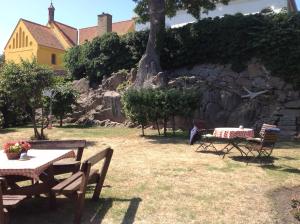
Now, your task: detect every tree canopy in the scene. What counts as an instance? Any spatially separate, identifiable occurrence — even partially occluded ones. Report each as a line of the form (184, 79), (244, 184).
(133, 0), (230, 23)
(0, 60), (54, 139)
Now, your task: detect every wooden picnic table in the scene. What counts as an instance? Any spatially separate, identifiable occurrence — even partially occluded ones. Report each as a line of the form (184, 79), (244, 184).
(0, 149), (75, 207)
(213, 127), (254, 157)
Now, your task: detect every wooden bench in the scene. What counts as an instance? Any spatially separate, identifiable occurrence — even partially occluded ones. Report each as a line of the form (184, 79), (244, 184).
(0, 178), (26, 224)
(28, 140), (86, 175)
(52, 147), (113, 224)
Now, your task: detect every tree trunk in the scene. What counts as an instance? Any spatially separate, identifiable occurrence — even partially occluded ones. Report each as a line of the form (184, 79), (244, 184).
(155, 119), (160, 135)
(163, 117), (167, 136)
(60, 115), (63, 127)
(31, 114), (41, 140)
(172, 115), (175, 135)
(135, 0), (165, 88)
(40, 107), (45, 139)
(142, 124), (145, 136)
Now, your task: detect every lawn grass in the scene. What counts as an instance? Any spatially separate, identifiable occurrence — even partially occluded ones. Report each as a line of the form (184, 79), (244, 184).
(1, 126), (300, 223)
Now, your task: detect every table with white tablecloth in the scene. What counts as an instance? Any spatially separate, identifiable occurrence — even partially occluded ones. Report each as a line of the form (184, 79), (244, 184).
(213, 127), (254, 157)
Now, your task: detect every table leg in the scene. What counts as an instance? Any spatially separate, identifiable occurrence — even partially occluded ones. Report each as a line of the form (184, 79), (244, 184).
(222, 142), (234, 158)
(231, 142), (246, 156)
(41, 166), (56, 210)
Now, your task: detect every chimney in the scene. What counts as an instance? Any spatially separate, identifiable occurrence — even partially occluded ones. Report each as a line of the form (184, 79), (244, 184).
(48, 2), (55, 23)
(98, 13), (112, 35)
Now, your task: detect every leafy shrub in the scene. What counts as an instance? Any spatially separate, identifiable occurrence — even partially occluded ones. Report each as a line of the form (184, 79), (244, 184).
(122, 88), (201, 136)
(65, 12), (300, 88)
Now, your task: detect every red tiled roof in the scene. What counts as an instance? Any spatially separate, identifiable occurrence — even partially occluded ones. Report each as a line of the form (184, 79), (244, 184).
(53, 21), (78, 46)
(22, 19), (65, 50)
(112, 19), (135, 35)
(79, 19), (135, 44)
(79, 26), (99, 44)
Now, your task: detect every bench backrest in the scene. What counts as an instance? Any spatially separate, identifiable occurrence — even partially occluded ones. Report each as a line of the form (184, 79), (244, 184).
(262, 129), (280, 147)
(259, 124), (277, 138)
(28, 140), (86, 161)
(83, 147), (113, 199)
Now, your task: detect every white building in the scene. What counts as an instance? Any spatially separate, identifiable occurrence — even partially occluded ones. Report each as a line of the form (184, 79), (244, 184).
(136, 0), (298, 31)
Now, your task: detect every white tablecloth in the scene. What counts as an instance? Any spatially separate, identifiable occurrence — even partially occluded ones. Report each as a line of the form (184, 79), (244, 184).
(213, 127), (254, 139)
(0, 149), (75, 180)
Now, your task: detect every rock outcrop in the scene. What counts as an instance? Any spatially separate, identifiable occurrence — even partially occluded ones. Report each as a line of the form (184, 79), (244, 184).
(69, 62), (300, 138)
(69, 71), (128, 126)
(168, 61), (300, 138)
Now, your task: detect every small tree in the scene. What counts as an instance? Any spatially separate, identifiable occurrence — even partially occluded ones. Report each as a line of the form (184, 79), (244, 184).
(122, 89), (149, 136)
(0, 60), (54, 139)
(48, 82), (78, 127)
(165, 88), (183, 135)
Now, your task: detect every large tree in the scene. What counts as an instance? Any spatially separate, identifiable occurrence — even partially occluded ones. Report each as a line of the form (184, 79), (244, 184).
(133, 0), (230, 87)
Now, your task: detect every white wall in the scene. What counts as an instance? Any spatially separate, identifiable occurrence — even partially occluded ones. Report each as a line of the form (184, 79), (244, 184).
(136, 0), (287, 30)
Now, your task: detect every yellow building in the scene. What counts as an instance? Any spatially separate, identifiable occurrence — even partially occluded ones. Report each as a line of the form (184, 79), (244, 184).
(4, 3), (135, 71)
(4, 3), (78, 72)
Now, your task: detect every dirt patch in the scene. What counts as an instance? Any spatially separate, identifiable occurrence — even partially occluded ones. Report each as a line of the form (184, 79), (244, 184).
(271, 186), (300, 224)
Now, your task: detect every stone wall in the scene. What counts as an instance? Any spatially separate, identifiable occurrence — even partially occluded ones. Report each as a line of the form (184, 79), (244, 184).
(68, 62), (299, 138)
(168, 61), (300, 138)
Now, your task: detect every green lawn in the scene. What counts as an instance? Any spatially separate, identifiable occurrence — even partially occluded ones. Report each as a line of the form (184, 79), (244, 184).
(1, 127), (300, 224)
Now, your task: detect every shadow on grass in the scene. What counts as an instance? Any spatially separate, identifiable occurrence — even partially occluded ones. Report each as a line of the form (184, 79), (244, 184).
(56, 124), (94, 129)
(143, 131), (189, 144)
(261, 164), (300, 174)
(195, 150), (226, 156)
(230, 155), (278, 164)
(10, 196), (142, 224)
(0, 128), (18, 134)
(86, 141), (98, 147)
(276, 141), (300, 149)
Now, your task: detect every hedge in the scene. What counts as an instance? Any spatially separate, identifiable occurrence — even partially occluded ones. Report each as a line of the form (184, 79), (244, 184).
(65, 11), (300, 88)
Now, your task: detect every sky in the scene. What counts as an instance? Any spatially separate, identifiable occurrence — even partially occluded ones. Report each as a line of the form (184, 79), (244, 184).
(1, 0), (300, 52)
(0, 0), (136, 52)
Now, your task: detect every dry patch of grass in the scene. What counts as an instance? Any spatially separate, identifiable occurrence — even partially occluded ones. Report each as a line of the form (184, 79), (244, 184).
(1, 127), (300, 223)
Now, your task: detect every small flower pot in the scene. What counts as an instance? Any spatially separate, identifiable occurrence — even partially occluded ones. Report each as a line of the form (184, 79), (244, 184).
(6, 152), (21, 160)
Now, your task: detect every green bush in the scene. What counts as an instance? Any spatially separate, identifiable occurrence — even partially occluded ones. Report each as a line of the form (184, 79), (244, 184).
(65, 12), (300, 88)
(0, 60), (54, 139)
(122, 88), (200, 136)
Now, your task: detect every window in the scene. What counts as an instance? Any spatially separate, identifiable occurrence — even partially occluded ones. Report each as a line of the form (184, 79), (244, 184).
(51, 54), (56, 65)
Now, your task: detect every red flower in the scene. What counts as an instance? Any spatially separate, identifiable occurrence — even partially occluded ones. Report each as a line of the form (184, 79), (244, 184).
(20, 142), (31, 151)
(2, 141), (31, 153)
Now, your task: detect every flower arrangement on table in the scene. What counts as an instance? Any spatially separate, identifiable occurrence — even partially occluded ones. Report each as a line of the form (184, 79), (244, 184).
(3, 141), (31, 160)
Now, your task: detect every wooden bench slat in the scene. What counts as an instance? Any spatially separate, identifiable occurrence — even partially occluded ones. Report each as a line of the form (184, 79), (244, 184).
(62, 178), (82, 193)
(28, 140), (86, 149)
(52, 172), (83, 193)
(3, 195), (27, 208)
(53, 160), (81, 166)
(86, 148), (110, 166)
